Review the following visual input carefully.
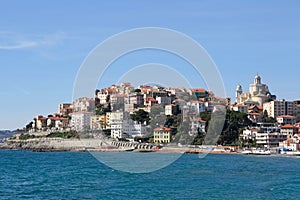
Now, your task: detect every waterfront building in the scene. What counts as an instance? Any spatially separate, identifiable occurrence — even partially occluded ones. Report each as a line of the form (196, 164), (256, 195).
(69, 112), (92, 131)
(122, 120), (147, 138)
(236, 74), (276, 106)
(280, 124), (298, 138)
(153, 126), (171, 144)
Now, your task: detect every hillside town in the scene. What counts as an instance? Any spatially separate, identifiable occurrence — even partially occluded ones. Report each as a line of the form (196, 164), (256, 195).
(18, 75), (300, 153)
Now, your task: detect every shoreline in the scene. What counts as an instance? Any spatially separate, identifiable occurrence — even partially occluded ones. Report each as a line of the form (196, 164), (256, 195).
(1, 138), (300, 157)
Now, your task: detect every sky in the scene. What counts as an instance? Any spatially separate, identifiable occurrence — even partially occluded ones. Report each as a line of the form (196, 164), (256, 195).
(1, 0), (300, 130)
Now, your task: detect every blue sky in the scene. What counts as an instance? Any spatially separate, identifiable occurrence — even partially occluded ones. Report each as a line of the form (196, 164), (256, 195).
(1, 0), (300, 130)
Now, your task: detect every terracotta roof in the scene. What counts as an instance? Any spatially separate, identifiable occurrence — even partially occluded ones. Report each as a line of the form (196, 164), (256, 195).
(154, 126), (171, 131)
(249, 113), (261, 116)
(190, 88), (206, 93)
(277, 115), (296, 119)
(281, 124), (295, 129)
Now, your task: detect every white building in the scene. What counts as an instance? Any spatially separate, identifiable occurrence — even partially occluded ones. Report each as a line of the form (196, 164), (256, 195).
(191, 119), (206, 135)
(263, 100), (298, 119)
(70, 112), (92, 131)
(232, 104), (248, 114)
(165, 104), (178, 116)
(277, 115), (297, 125)
(72, 97), (95, 112)
(123, 120), (147, 138)
(106, 111), (124, 138)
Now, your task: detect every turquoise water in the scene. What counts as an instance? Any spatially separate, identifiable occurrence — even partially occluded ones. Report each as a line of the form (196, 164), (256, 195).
(1, 150), (300, 200)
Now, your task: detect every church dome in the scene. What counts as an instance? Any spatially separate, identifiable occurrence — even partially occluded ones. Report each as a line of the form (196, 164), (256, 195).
(254, 74), (261, 84)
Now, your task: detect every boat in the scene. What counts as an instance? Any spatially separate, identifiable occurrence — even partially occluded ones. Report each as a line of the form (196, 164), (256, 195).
(241, 148), (271, 155)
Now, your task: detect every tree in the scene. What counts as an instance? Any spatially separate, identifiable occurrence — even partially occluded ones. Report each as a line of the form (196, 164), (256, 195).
(134, 88), (141, 93)
(130, 109), (150, 124)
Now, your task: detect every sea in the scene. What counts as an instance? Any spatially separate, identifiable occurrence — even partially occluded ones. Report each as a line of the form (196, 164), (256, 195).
(0, 150), (299, 200)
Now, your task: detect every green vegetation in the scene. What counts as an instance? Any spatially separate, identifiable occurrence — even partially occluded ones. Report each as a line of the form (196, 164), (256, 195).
(17, 131), (80, 140)
(130, 109), (150, 124)
(200, 110), (253, 146)
(46, 131), (79, 139)
(95, 103), (111, 115)
(134, 88), (141, 93)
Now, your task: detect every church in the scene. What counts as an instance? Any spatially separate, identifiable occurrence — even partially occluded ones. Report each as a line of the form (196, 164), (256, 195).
(235, 74), (276, 106)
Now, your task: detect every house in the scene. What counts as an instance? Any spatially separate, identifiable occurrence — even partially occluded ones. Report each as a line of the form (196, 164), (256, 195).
(33, 115), (48, 131)
(276, 115), (296, 125)
(153, 126), (171, 144)
(280, 124), (298, 138)
(144, 97), (158, 107)
(165, 104), (178, 116)
(58, 103), (72, 116)
(248, 112), (263, 123)
(47, 115), (69, 131)
(232, 104), (248, 114)
(189, 88), (208, 99)
(191, 118), (206, 135)
(248, 105), (263, 114)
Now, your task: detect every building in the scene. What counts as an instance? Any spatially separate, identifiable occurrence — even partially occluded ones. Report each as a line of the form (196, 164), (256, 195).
(72, 97), (95, 112)
(144, 97), (158, 107)
(276, 115), (296, 125)
(110, 94), (125, 111)
(187, 100), (206, 114)
(236, 74), (276, 106)
(122, 120), (147, 138)
(33, 115), (48, 131)
(106, 111), (124, 138)
(156, 96), (172, 105)
(90, 115), (106, 130)
(47, 115), (69, 131)
(128, 93), (144, 107)
(191, 119), (206, 135)
(232, 104), (248, 114)
(70, 112), (92, 131)
(153, 126), (171, 144)
(263, 100), (298, 119)
(58, 103), (72, 116)
(280, 124), (298, 138)
(165, 104), (178, 116)
(189, 88), (208, 100)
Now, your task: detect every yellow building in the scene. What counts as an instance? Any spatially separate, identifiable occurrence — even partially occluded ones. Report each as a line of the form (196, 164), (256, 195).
(90, 115), (107, 130)
(154, 126), (171, 144)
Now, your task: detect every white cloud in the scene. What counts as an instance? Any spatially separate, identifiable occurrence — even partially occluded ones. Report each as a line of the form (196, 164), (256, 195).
(0, 31), (68, 50)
